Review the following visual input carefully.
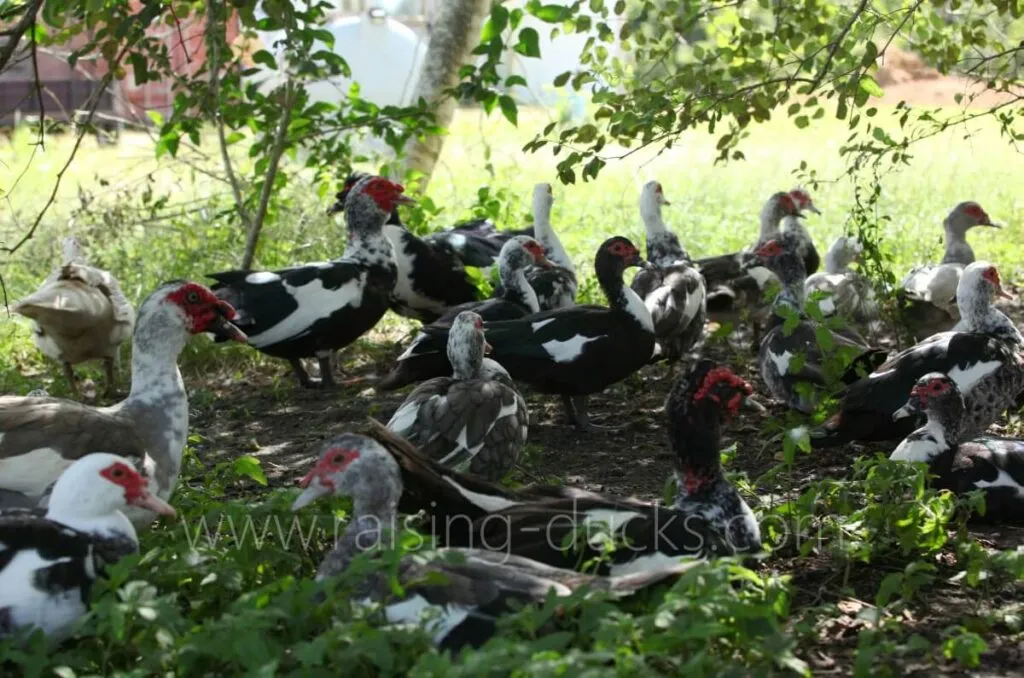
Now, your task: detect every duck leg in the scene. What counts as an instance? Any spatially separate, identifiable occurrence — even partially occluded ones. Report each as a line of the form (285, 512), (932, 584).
(61, 361), (79, 398)
(317, 354), (337, 388)
(102, 357), (117, 398)
(564, 395), (623, 433)
(289, 358), (319, 389)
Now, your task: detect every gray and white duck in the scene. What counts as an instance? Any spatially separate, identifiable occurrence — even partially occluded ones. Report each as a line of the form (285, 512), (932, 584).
(897, 201), (1001, 341)
(385, 311), (528, 482)
(753, 238), (886, 413)
(804, 235), (879, 327)
(291, 433), (696, 652)
(814, 261), (1024, 447)
(629, 180), (707, 363)
(375, 235), (549, 391)
(0, 281), (245, 526)
(379, 236), (655, 432)
(0, 453), (175, 640)
(493, 182), (577, 311)
(13, 236), (135, 399)
(891, 372), (1024, 523)
(367, 359), (764, 574)
(208, 175), (408, 388)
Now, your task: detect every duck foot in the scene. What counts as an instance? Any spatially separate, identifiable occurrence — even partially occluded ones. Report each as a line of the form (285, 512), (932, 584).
(289, 358), (338, 389)
(561, 395), (623, 433)
(102, 358), (118, 399)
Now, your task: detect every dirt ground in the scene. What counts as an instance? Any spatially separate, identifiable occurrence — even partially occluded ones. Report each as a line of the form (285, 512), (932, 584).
(872, 46), (1022, 109)
(180, 282), (1024, 676)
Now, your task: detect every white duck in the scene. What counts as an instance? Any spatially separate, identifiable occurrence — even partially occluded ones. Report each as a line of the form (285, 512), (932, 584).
(13, 237), (135, 399)
(805, 236), (878, 325)
(0, 453), (175, 640)
(0, 281), (245, 526)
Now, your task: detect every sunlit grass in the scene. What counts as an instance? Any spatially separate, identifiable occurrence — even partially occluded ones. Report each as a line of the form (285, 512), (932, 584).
(0, 104), (1020, 394)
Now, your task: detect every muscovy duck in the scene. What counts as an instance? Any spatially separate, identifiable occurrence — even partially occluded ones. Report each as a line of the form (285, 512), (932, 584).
(781, 187), (822, 275)
(329, 172), (486, 321)
(290, 433), (696, 652)
(0, 281), (244, 526)
(494, 183), (578, 311)
(813, 261), (1024, 447)
(209, 175), (406, 388)
(629, 180), (707, 363)
(897, 201), (1001, 341)
(381, 236), (655, 432)
(804, 236), (878, 325)
(891, 372), (1024, 522)
(423, 221), (535, 268)
(375, 235), (550, 390)
(13, 236), (135, 399)
(385, 311), (528, 481)
(362, 359), (764, 574)
(0, 453), (175, 640)
(754, 239), (887, 413)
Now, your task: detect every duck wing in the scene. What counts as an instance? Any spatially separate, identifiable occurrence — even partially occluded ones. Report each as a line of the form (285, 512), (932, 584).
(0, 397), (149, 502)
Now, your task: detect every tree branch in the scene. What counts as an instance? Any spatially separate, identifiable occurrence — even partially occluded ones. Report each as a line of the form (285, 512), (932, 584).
(810, 0), (870, 91)
(206, 2), (250, 230)
(240, 81), (294, 270)
(29, 14), (44, 150)
(0, 0), (44, 74)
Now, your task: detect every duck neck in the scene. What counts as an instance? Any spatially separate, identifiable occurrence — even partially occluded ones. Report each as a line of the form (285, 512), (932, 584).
(117, 315), (190, 498)
(47, 505), (137, 542)
(771, 278), (806, 317)
(941, 226), (974, 265)
(344, 222), (397, 272)
(499, 261), (540, 313)
(956, 289), (996, 331)
(824, 249), (848, 275)
(669, 401), (726, 501)
(600, 264), (653, 332)
(315, 493), (399, 581)
(757, 202), (784, 243)
(533, 214), (572, 272)
(926, 399), (964, 447)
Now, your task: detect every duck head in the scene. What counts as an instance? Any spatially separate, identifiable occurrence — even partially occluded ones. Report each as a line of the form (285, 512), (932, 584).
(499, 235), (551, 271)
(327, 173), (414, 222)
(639, 180), (671, 226)
(47, 453), (176, 525)
(892, 372), (965, 428)
(447, 311), (491, 380)
(752, 237), (807, 292)
(143, 281), (246, 346)
(946, 201), (999, 235)
(595, 236), (647, 276)
(788, 188), (821, 215)
(292, 434), (402, 512)
(532, 182), (555, 225)
(824, 236), (864, 274)
(958, 261), (1013, 306)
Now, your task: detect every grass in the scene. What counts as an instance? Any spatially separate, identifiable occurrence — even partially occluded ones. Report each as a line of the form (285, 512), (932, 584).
(1, 105), (1023, 675)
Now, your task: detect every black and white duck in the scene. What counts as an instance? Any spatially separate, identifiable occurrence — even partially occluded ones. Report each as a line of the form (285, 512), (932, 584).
(385, 311), (528, 482)
(804, 235), (878, 326)
(365, 359), (764, 574)
(290, 433), (696, 652)
(814, 261), (1024, 447)
(0, 453), (175, 640)
(897, 201), (1001, 341)
(629, 180), (707, 363)
(375, 235), (549, 390)
(380, 236), (655, 432)
(891, 372), (1024, 522)
(208, 175), (407, 388)
(423, 220), (535, 269)
(782, 187), (822, 275)
(754, 239), (887, 413)
(328, 172), (487, 321)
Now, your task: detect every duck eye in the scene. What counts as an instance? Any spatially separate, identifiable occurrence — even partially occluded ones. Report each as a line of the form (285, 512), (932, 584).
(186, 291), (200, 304)
(111, 467), (125, 478)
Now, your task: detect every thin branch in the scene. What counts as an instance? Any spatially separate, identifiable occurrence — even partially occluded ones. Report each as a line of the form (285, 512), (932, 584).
(810, 0), (870, 91)
(206, 2), (250, 229)
(168, 3), (192, 64)
(241, 81), (294, 269)
(29, 14), (44, 150)
(964, 40), (1024, 76)
(0, 0), (43, 73)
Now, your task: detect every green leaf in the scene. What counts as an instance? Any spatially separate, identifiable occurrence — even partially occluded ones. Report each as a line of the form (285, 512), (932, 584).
(498, 95), (518, 126)
(514, 27), (541, 57)
(858, 75), (884, 98)
(553, 70), (571, 87)
(233, 455), (268, 486)
(504, 75), (528, 88)
(252, 50), (277, 70)
(480, 6), (508, 42)
(532, 3), (568, 21)
(794, 115), (809, 129)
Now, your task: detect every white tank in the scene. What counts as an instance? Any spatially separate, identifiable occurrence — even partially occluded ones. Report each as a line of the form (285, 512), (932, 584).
(249, 7), (427, 109)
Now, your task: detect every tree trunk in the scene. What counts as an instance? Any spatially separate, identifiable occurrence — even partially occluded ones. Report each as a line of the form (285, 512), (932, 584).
(400, 0), (490, 191)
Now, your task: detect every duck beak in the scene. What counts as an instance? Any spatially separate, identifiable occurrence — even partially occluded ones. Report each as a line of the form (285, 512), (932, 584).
(292, 474), (331, 511)
(209, 302), (248, 342)
(980, 218), (1001, 228)
(997, 286), (1014, 300)
(805, 204), (821, 215)
(326, 200), (345, 216)
(395, 194), (417, 206)
(536, 254), (554, 270)
(483, 340), (493, 355)
(892, 403), (916, 421)
(130, 491), (177, 517)
(741, 395), (767, 413)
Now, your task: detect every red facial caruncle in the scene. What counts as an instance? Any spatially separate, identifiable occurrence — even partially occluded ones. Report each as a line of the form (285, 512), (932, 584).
(607, 240), (637, 258)
(168, 283), (239, 335)
(910, 377), (951, 406)
(299, 447), (361, 491)
(693, 367), (753, 415)
(100, 461), (147, 502)
(361, 177), (413, 212)
(778, 193), (798, 214)
(963, 202), (989, 224)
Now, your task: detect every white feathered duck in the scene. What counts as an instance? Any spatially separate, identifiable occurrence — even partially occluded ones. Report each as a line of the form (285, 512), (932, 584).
(896, 201), (1001, 341)
(290, 433), (698, 653)
(752, 238), (886, 413)
(385, 311), (528, 482)
(377, 236), (655, 432)
(813, 261), (1024, 447)
(366, 358), (764, 574)
(0, 453), (175, 640)
(207, 175), (410, 388)
(890, 372), (1024, 523)
(0, 281), (244, 526)
(13, 236), (135, 399)
(804, 235), (879, 327)
(629, 180), (707, 363)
